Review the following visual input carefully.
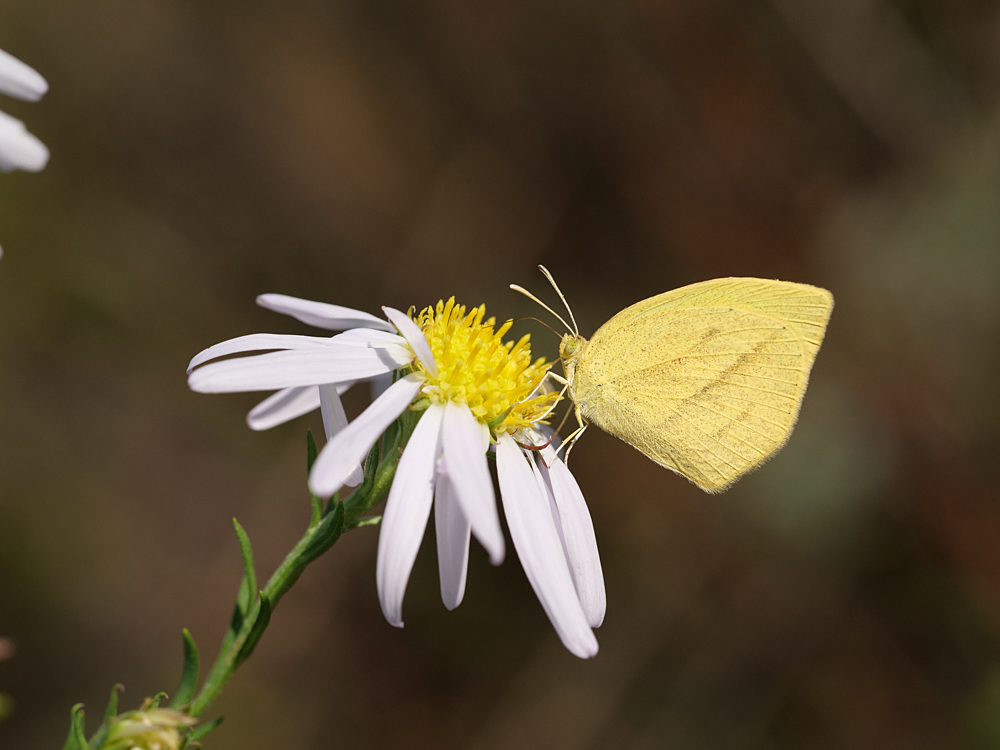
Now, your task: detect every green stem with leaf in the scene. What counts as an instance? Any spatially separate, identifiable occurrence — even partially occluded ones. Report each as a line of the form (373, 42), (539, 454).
(63, 408), (420, 749)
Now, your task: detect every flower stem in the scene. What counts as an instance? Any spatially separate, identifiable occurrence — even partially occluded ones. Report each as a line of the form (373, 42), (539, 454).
(65, 413), (424, 750)
(186, 412), (418, 721)
(187, 505), (343, 716)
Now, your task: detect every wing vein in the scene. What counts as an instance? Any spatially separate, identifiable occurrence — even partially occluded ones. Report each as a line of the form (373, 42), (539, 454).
(688, 402), (777, 448)
(672, 366), (800, 386)
(667, 408), (753, 467)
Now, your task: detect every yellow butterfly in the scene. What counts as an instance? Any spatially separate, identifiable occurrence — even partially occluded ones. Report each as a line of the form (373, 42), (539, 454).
(513, 268), (833, 493)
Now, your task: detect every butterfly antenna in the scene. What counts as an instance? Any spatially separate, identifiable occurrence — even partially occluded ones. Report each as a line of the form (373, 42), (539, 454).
(510, 284), (574, 334)
(537, 265), (579, 336)
(513, 316), (562, 339)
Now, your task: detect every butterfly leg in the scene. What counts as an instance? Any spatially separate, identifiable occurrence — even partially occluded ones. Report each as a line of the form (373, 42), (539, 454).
(560, 423), (588, 466)
(540, 369), (587, 465)
(552, 400), (589, 465)
(533, 379), (570, 425)
(547, 371), (569, 386)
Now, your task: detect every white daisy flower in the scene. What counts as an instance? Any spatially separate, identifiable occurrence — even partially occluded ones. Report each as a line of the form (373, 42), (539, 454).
(0, 47), (49, 173)
(188, 295), (606, 658)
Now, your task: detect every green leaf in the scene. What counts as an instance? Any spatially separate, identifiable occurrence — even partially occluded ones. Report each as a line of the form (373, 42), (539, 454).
(306, 430), (326, 526)
(363, 432), (382, 483)
(355, 515), (382, 528)
(487, 408), (511, 433)
(150, 692), (169, 708)
(219, 573), (251, 666)
(87, 684), (122, 748)
(100, 685), (120, 725)
(62, 704), (87, 750)
(342, 438), (387, 528)
(337, 441), (379, 518)
(381, 418), (400, 455)
(306, 429), (318, 472)
(343, 418), (413, 530)
(398, 407), (422, 446)
(170, 630), (200, 709)
(300, 501), (345, 564)
(232, 519), (257, 608)
(232, 578), (251, 632)
(235, 594), (272, 664)
(187, 715), (224, 742)
(309, 493), (323, 528)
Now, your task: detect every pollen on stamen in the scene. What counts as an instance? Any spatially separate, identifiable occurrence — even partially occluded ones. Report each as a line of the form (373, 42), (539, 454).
(411, 298), (558, 435)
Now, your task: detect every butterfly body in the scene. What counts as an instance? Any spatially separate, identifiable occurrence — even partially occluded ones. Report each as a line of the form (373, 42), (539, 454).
(558, 277), (833, 493)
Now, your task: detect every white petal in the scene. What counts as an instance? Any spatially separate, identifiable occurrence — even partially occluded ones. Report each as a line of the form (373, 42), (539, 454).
(257, 294), (394, 332)
(496, 435), (597, 659)
(441, 401), (504, 564)
(383, 307), (438, 377)
(247, 386), (321, 430)
(536, 455), (606, 628)
(246, 382), (354, 431)
(188, 346), (410, 393)
(319, 383), (364, 487)
(309, 374), (423, 497)
(0, 49), (48, 101)
(318, 384), (347, 441)
(0, 110), (47, 172)
(329, 329), (411, 367)
(187, 333), (340, 372)
(434, 458), (470, 610)
(376, 403), (445, 626)
(332, 328), (407, 348)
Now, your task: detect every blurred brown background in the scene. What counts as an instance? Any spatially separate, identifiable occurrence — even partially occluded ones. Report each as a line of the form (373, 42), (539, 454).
(2, 0), (1000, 747)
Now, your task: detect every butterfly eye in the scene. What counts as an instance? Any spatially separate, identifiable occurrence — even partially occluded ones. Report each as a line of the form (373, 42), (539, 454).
(562, 339), (578, 357)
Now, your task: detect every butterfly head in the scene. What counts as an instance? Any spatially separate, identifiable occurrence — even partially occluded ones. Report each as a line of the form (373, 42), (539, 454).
(559, 334), (583, 360)
(559, 334), (588, 382)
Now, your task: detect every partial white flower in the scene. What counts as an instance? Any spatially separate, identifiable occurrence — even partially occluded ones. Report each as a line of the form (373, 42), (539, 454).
(520, 426), (606, 628)
(0, 49), (47, 102)
(495, 435), (600, 654)
(0, 48), (48, 173)
(188, 294), (407, 487)
(188, 295), (606, 658)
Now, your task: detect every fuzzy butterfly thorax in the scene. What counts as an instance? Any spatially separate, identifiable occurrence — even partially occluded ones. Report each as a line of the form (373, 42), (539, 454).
(558, 333), (589, 405)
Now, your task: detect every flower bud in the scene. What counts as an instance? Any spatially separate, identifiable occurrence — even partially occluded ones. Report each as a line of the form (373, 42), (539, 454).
(104, 703), (197, 750)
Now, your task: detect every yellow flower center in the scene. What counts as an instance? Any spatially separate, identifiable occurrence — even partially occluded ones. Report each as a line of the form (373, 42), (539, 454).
(411, 298), (558, 436)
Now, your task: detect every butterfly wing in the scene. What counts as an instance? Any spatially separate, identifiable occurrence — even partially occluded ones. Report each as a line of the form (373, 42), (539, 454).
(572, 278), (833, 493)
